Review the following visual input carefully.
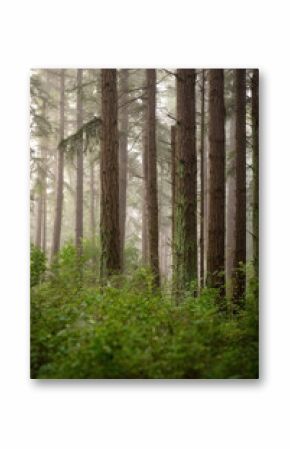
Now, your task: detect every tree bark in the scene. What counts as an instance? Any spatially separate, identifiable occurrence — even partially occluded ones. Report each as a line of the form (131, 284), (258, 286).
(75, 69), (83, 256)
(207, 69), (225, 290)
(118, 69), (129, 270)
(142, 122), (149, 265)
(146, 69), (160, 287)
(100, 69), (121, 278)
(226, 112), (236, 298)
(233, 69), (247, 303)
(252, 69), (259, 280)
(51, 69), (65, 258)
(200, 70), (205, 287)
(174, 69), (197, 293)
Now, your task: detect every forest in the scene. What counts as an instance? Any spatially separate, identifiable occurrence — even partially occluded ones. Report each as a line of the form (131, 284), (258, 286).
(30, 68), (259, 379)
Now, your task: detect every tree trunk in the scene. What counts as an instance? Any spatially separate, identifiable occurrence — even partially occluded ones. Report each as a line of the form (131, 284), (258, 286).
(171, 125), (176, 272)
(75, 69), (83, 256)
(51, 69), (65, 258)
(89, 157), (96, 243)
(207, 69), (225, 291)
(200, 70), (205, 287)
(118, 69), (129, 270)
(100, 69), (121, 278)
(226, 112), (236, 298)
(142, 126), (149, 265)
(174, 69), (197, 293)
(252, 69), (259, 280)
(233, 69), (247, 303)
(35, 193), (43, 248)
(146, 69), (160, 287)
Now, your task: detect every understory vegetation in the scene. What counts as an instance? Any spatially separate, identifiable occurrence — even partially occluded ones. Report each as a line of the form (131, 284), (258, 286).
(31, 244), (258, 379)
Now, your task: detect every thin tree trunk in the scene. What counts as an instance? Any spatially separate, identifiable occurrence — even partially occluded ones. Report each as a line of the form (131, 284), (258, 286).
(118, 69), (129, 270)
(42, 186), (47, 253)
(200, 70), (205, 287)
(252, 69), (259, 280)
(233, 69), (247, 303)
(207, 69), (225, 291)
(35, 193), (43, 248)
(51, 69), (65, 258)
(174, 69), (197, 294)
(146, 69), (160, 287)
(100, 69), (121, 278)
(89, 157), (96, 242)
(75, 69), (83, 256)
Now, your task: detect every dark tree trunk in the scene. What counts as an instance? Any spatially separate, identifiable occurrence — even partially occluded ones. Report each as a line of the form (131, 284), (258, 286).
(146, 69), (160, 287)
(233, 69), (247, 303)
(171, 125), (176, 270)
(51, 69), (65, 258)
(207, 69), (225, 291)
(252, 69), (259, 280)
(174, 69), (197, 293)
(118, 69), (129, 270)
(100, 69), (121, 278)
(75, 69), (83, 256)
(142, 125), (149, 265)
(200, 70), (205, 287)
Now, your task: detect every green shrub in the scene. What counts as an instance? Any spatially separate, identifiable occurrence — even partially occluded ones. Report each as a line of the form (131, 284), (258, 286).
(31, 264), (258, 379)
(30, 244), (46, 287)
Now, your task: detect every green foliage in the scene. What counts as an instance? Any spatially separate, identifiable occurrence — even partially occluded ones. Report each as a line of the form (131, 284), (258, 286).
(30, 244), (46, 287)
(31, 255), (258, 379)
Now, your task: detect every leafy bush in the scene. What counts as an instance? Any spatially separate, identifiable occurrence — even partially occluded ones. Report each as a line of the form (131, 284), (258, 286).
(30, 244), (46, 287)
(31, 262), (258, 379)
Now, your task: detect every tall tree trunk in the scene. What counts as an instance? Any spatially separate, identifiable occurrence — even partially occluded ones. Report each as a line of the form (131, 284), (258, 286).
(142, 126), (149, 265)
(118, 69), (129, 270)
(75, 69), (83, 256)
(89, 157), (96, 243)
(174, 69), (197, 294)
(252, 69), (259, 280)
(226, 112), (236, 298)
(41, 70), (49, 254)
(51, 69), (65, 258)
(233, 69), (247, 303)
(146, 69), (160, 287)
(42, 186), (47, 253)
(200, 70), (205, 287)
(171, 125), (176, 271)
(100, 69), (121, 278)
(207, 69), (225, 291)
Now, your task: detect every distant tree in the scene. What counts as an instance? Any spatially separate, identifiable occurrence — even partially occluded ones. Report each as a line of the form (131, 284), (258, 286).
(75, 69), (84, 256)
(233, 69), (246, 303)
(146, 69), (160, 286)
(51, 69), (65, 258)
(174, 69), (197, 293)
(207, 69), (225, 291)
(100, 69), (121, 278)
(252, 69), (259, 279)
